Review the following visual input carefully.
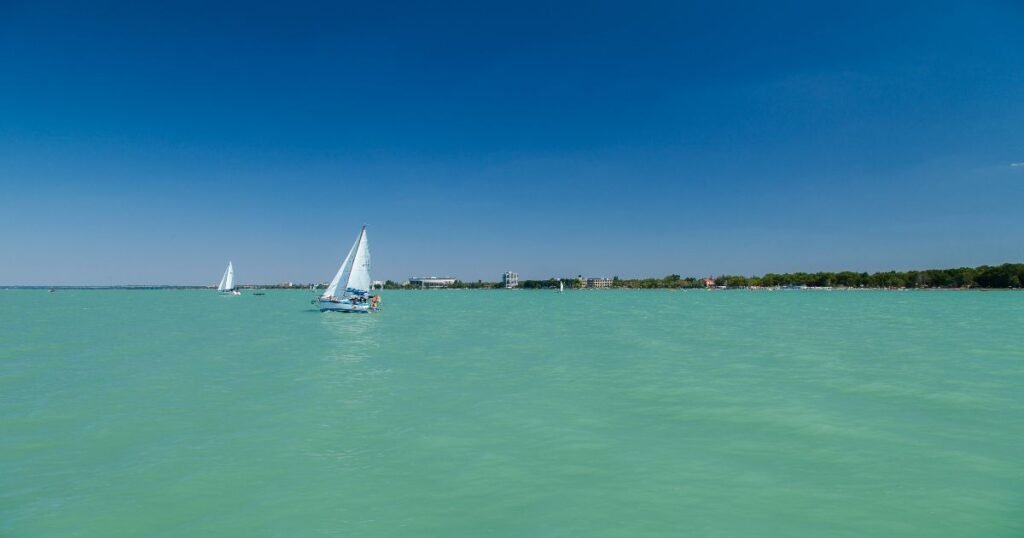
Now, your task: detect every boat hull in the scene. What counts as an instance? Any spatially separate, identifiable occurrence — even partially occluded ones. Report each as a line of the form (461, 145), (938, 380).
(317, 299), (371, 313)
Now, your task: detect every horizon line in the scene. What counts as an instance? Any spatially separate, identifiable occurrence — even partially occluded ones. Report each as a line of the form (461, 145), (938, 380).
(4, 260), (1022, 289)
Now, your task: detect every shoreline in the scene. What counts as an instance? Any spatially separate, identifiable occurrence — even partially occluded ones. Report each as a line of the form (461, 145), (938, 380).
(3, 286), (1020, 292)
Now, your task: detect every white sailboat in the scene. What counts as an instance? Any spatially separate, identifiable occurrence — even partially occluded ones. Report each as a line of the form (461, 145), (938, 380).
(218, 261), (240, 295)
(316, 225), (379, 313)
(559, 280), (564, 293)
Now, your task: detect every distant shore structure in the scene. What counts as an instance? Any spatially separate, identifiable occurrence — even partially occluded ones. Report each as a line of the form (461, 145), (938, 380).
(371, 280), (384, 290)
(578, 276), (613, 289)
(409, 276), (457, 289)
(503, 271), (519, 289)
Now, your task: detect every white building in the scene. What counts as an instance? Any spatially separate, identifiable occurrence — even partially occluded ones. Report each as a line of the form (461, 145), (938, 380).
(409, 276), (457, 289)
(503, 271), (519, 289)
(577, 276), (613, 289)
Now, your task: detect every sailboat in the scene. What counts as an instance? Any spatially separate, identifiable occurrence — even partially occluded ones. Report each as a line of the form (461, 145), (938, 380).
(316, 225), (378, 313)
(559, 280), (564, 293)
(217, 261), (240, 295)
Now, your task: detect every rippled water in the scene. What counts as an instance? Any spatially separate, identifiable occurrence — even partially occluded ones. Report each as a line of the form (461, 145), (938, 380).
(2, 289), (1022, 536)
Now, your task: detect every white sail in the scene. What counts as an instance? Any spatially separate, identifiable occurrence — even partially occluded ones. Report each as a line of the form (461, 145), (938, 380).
(225, 262), (234, 291)
(218, 262), (234, 291)
(346, 227), (371, 295)
(323, 234), (358, 298)
(323, 226), (370, 298)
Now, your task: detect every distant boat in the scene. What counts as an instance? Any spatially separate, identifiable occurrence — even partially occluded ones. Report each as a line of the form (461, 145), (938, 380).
(315, 225), (379, 313)
(559, 280), (564, 293)
(217, 261), (241, 295)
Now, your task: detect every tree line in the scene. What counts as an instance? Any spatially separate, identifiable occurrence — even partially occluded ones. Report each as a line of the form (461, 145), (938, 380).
(382, 263), (1024, 289)
(711, 263), (1023, 289)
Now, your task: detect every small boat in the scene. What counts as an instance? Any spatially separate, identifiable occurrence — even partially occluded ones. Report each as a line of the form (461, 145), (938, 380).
(253, 292), (266, 296)
(217, 261), (241, 295)
(559, 280), (564, 293)
(315, 225), (379, 313)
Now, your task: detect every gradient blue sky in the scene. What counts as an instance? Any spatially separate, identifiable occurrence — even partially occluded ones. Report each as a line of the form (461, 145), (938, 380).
(2, 1), (1023, 285)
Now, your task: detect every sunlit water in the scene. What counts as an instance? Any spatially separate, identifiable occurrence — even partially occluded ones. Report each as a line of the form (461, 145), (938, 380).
(2, 289), (1022, 536)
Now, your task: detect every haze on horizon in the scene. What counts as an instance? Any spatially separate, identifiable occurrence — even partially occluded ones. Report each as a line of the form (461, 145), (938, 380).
(1, 1), (1022, 286)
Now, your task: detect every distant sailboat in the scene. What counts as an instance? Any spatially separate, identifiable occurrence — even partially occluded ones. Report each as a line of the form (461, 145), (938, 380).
(316, 226), (379, 313)
(217, 261), (240, 295)
(559, 280), (564, 293)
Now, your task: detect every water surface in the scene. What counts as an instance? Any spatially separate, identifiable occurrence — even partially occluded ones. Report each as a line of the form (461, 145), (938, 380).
(2, 289), (1022, 536)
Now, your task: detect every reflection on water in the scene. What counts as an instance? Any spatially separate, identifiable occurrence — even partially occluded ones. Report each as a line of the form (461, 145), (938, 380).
(309, 313), (389, 409)
(287, 313), (392, 445)
(318, 312), (379, 363)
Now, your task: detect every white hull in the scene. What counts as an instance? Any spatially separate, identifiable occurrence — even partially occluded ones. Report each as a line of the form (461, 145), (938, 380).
(220, 290), (241, 296)
(317, 298), (371, 313)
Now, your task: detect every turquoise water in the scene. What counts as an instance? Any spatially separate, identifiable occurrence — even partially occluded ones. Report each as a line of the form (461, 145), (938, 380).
(2, 289), (1022, 536)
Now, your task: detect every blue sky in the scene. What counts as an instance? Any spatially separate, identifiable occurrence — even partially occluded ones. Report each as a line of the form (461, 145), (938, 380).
(2, 1), (1022, 285)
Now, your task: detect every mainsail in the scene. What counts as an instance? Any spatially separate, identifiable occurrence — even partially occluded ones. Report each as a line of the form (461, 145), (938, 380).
(322, 226), (371, 298)
(218, 261), (235, 291)
(323, 239), (357, 298)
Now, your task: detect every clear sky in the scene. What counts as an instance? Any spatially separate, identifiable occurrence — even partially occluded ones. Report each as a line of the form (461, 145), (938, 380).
(2, 1), (1022, 285)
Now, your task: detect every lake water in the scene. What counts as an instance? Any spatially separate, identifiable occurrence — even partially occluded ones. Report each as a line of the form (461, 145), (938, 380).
(2, 289), (1022, 536)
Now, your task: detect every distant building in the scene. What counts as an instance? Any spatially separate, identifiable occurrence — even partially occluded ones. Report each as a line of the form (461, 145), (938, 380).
(503, 271), (518, 289)
(409, 276), (456, 289)
(371, 280), (384, 290)
(703, 277), (716, 288)
(578, 276), (613, 289)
